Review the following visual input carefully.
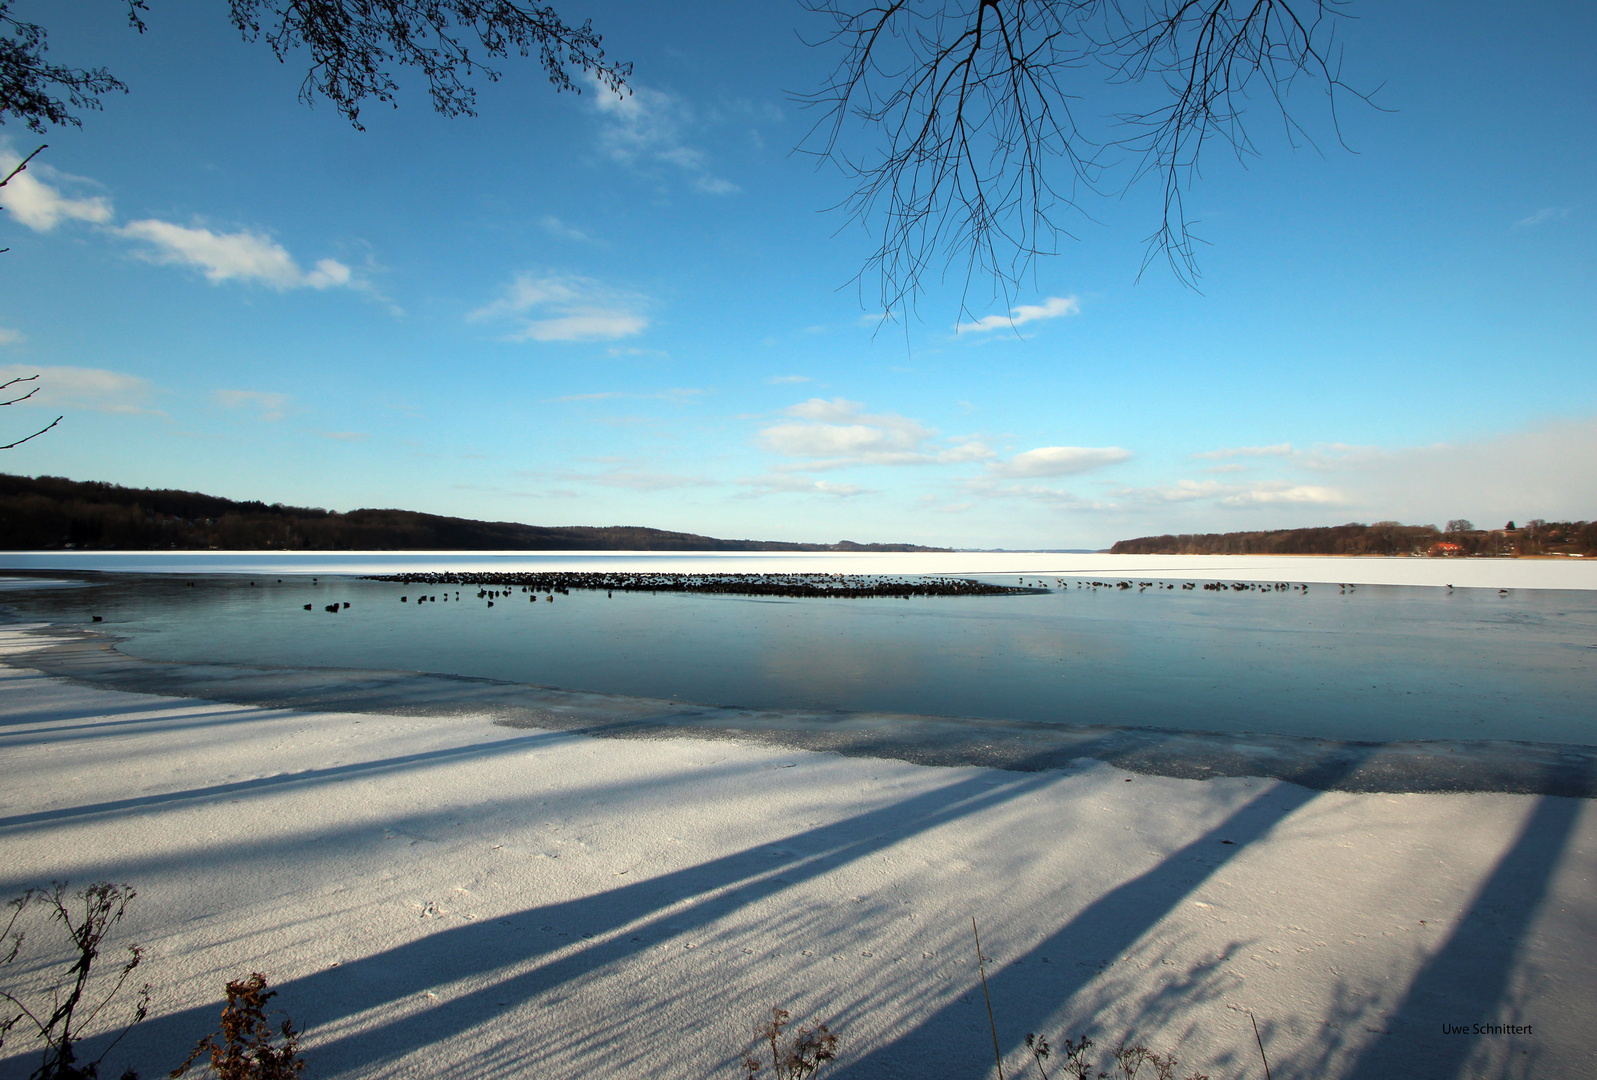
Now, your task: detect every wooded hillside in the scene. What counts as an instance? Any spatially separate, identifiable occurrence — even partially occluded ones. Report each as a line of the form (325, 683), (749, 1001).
(1110, 521), (1597, 557)
(0, 474), (947, 552)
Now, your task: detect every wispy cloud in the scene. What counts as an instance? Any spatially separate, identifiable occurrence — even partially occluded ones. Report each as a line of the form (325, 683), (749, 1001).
(1514, 207), (1571, 229)
(1287, 418), (1597, 525)
(757, 397), (935, 467)
(551, 387), (703, 404)
(0, 363), (158, 415)
(213, 389), (292, 421)
(988, 445), (1131, 478)
(0, 147), (113, 231)
(539, 215), (595, 243)
(2, 144), (371, 297)
(1190, 442), (1294, 460)
(756, 397), (995, 470)
(118, 220), (354, 290)
(962, 477), (1104, 510)
(1106, 479), (1225, 504)
(470, 273), (648, 342)
(956, 296), (1080, 335)
(591, 78), (738, 195)
(739, 473), (869, 497)
(521, 460), (715, 490)
(0, 326), (22, 346)
(1220, 483), (1343, 507)
(314, 430), (369, 442)
(576, 468), (714, 490)
(766, 374), (811, 384)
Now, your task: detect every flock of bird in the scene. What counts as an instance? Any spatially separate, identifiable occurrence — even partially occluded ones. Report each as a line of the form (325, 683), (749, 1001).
(361, 571), (1036, 600)
(282, 573), (1426, 613)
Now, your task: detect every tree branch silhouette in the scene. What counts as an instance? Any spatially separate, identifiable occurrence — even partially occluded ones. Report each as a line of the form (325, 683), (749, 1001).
(0, 1), (629, 133)
(799, 0), (1376, 317)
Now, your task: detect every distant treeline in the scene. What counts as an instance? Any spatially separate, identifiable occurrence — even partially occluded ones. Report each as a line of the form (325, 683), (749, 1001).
(1110, 520), (1597, 557)
(0, 474), (948, 552)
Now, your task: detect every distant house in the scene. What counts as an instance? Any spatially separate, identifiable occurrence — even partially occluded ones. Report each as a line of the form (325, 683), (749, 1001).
(1428, 541), (1464, 557)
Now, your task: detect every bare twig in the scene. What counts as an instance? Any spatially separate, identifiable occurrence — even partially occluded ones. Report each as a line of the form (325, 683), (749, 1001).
(226, 0), (631, 129)
(973, 917), (1004, 1080)
(0, 882), (151, 1080)
(0, 143), (47, 253)
(0, 376), (63, 449)
(799, 1), (1378, 312)
(1248, 1010), (1272, 1080)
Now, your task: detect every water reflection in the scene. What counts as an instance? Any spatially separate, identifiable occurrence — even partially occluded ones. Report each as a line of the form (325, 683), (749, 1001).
(3, 572), (1594, 746)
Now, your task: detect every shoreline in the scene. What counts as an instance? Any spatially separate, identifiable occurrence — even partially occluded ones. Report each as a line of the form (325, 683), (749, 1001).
(0, 626), (1592, 1080)
(8, 620), (1595, 799)
(2, 550), (1595, 590)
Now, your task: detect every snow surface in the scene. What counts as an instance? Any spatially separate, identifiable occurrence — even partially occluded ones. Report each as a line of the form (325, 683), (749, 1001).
(1, 627), (1592, 1080)
(0, 550), (1593, 590)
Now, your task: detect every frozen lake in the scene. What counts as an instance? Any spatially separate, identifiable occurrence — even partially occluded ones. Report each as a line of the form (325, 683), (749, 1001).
(2, 555), (1594, 750)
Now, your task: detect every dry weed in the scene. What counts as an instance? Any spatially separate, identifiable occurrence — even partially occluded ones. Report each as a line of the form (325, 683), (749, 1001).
(169, 974), (302, 1080)
(741, 1006), (838, 1080)
(0, 882), (150, 1080)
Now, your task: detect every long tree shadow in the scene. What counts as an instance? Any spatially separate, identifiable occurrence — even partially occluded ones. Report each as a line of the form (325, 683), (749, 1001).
(0, 730), (575, 830)
(1335, 793), (1583, 1080)
(0, 704), (279, 743)
(826, 753), (1371, 1079)
(8, 765), (1063, 1078)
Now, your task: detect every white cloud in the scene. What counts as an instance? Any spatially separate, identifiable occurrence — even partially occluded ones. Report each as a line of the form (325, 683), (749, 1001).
(1219, 484), (1344, 507)
(539, 215), (595, 243)
(470, 274), (648, 342)
(0, 364), (156, 414)
(757, 397), (936, 466)
(1105, 478), (1344, 509)
(577, 468), (714, 490)
(213, 389), (291, 421)
(957, 296), (1080, 335)
(939, 439), (996, 463)
(755, 398), (997, 470)
(1299, 417), (1597, 525)
(740, 473), (869, 497)
(989, 445), (1132, 478)
(315, 430), (369, 442)
(962, 477), (1104, 510)
(0, 148), (113, 231)
(1108, 479), (1225, 504)
(0, 145), (374, 300)
(1514, 207), (1571, 229)
(118, 220), (353, 290)
(766, 374), (811, 384)
(1190, 442), (1295, 460)
(0, 326), (22, 346)
(591, 78), (738, 195)
(521, 460), (715, 490)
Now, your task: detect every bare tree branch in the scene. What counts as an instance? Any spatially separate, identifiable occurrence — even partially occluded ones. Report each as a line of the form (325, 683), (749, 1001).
(799, 0), (1374, 317)
(227, 1), (631, 128)
(0, 2), (628, 134)
(0, 140), (43, 254)
(0, 376), (62, 450)
(0, 3), (141, 131)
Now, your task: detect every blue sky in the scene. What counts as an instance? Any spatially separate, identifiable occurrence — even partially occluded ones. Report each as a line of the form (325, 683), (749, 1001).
(1, 0), (1592, 548)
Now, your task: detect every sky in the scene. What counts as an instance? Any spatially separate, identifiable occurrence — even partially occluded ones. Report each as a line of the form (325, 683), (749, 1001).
(0, 0), (1592, 549)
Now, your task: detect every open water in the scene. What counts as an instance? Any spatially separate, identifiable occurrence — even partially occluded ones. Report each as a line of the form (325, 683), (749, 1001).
(2, 565), (1594, 748)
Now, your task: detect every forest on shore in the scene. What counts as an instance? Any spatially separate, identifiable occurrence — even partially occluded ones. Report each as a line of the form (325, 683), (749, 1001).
(0, 474), (947, 552)
(1111, 520), (1597, 557)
